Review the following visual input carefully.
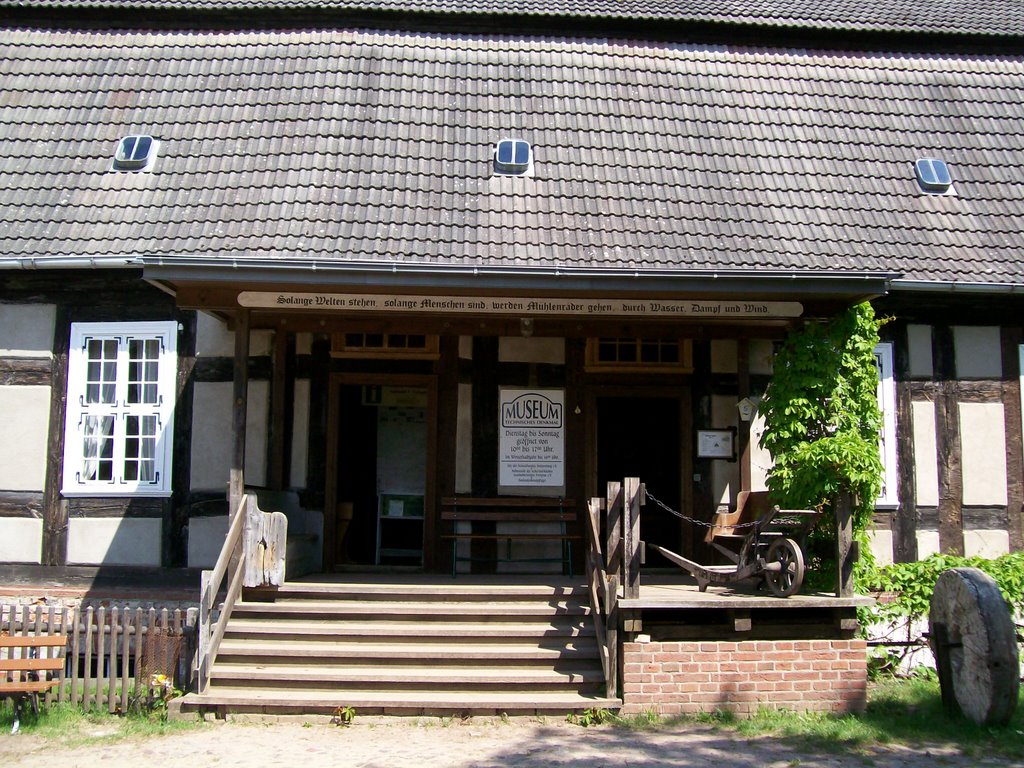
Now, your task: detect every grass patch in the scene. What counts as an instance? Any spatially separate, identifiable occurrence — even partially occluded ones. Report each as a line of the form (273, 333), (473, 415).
(0, 700), (203, 746)
(649, 677), (1024, 759)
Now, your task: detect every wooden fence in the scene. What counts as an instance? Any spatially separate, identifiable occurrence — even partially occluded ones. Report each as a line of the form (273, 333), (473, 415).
(1, 603), (197, 714)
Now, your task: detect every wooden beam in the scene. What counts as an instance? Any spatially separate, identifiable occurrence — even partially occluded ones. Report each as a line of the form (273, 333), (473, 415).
(892, 323), (918, 563)
(835, 490), (855, 597)
(0, 357), (52, 386)
(624, 476), (642, 600)
(1002, 327), (1024, 552)
(229, 309), (250, 517)
(432, 335), (461, 573)
(932, 325), (964, 555)
(268, 329), (289, 490)
(42, 305), (70, 567)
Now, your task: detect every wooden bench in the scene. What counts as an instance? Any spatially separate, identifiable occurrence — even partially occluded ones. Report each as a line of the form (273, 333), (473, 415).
(441, 497), (580, 577)
(1, 634), (66, 732)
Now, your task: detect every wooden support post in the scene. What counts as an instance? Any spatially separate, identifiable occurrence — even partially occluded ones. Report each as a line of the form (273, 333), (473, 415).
(835, 490), (855, 597)
(606, 481), (622, 579)
(606, 571), (619, 699)
(624, 477), (642, 600)
(229, 309), (250, 516)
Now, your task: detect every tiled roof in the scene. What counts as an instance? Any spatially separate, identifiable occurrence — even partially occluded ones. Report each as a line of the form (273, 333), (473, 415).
(3, 0), (1024, 39)
(1, 27), (1023, 286)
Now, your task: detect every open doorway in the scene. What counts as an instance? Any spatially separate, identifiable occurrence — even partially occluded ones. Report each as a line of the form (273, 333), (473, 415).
(328, 377), (434, 569)
(595, 394), (689, 564)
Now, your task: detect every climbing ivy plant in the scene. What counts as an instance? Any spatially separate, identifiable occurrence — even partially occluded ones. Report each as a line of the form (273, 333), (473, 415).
(759, 302), (884, 545)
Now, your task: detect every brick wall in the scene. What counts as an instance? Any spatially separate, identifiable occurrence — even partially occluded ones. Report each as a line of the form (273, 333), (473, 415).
(621, 639), (868, 716)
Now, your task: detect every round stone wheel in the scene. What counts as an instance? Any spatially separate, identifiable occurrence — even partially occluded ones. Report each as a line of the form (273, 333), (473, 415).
(764, 537), (805, 597)
(928, 567), (1020, 726)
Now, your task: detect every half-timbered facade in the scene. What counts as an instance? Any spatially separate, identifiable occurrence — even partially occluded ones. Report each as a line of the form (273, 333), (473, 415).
(1, 0), (1022, 590)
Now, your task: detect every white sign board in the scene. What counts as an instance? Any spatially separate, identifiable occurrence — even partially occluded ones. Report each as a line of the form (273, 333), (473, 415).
(499, 389), (565, 488)
(238, 291), (803, 319)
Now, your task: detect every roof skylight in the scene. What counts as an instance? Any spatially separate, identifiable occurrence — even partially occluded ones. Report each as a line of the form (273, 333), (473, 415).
(915, 158), (953, 194)
(113, 135), (158, 171)
(494, 139), (532, 176)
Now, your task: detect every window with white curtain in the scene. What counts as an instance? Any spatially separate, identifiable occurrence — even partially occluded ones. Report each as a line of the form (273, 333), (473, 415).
(61, 321), (177, 496)
(875, 342), (898, 508)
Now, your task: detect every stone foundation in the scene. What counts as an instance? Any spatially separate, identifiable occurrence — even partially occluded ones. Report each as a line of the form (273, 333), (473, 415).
(621, 638), (868, 716)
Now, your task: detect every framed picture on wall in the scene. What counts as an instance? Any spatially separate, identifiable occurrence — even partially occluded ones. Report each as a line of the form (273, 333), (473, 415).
(697, 428), (736, 460)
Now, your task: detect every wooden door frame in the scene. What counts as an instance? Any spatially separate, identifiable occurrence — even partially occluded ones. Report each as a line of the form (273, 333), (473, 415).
(324, 372), (438, 571)
(584, 384), (693, 554)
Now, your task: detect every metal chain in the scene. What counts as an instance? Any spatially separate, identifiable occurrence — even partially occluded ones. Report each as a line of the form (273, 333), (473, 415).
(643, 487), (762, 531)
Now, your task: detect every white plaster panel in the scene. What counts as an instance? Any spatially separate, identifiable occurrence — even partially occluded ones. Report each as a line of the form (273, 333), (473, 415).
(748, 340), (775, 375)
(916, 530), (941, 559)
(867, 528), (894, 567)
(911, 400), (939, 507)
(710, 340), (738, 374)
(498, 337), (565, 364)
(907, 325), (933, 378)
(195, 312), (273, 357)
(66, 518), (162, 566)
(710, 395), (739, 506)
(458, 336), (473, 359)
(953, 326), (1002, 379)
(187, 515), (229, 568)
(0, 303), (55, 357)
(190, 380), (269, 491)
(964, 529), (1010, 559)
(455, 383), (473, 494)
(0, 518), (43, 563)
(749, 411), (771, 492)
(290, 379), (310, 489)
(959, 402), (1007, 506)
(295, 333), (313, 355)
(0, 386), (50, 491)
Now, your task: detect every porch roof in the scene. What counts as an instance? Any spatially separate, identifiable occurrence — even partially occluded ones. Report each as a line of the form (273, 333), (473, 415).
(1, 26), (1022, 292)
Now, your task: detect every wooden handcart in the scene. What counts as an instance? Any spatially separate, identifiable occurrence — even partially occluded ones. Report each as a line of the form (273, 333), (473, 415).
(647, 490), (824, 597)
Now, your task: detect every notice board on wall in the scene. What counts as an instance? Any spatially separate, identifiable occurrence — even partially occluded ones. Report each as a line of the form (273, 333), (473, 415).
(498, 388), (565, 491)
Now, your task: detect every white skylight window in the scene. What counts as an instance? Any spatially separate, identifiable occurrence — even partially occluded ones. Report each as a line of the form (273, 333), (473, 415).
(915, 158), (954, 194)
(494, 139), (532, 176)
(112, 135), (159, 171)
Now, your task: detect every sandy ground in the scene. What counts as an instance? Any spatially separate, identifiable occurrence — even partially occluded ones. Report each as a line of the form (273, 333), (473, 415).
(1, 717), (1019, 768)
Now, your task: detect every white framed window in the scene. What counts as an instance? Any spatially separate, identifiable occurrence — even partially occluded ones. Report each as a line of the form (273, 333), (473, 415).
(875, 342), (898, 508)
(61, 321), (177, 497)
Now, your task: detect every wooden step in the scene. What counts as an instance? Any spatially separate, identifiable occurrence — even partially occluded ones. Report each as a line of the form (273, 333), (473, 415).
(251, 581), (589, 603)
(216, 639), (599, 662)
(223, 618), (594, 640)
(179, 687), (621, 716)
(209, 662), (604, 688)
(230, 600), (589, 619)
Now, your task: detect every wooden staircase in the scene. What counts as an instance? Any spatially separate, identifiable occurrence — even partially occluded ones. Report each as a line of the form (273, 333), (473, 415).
(178, 577), (620, 717)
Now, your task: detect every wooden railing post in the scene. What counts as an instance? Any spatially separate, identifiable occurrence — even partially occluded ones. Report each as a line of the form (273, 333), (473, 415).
(623, 477), (642, 599)
(835, 490), (855, 597)
(605, 481), (622, 581)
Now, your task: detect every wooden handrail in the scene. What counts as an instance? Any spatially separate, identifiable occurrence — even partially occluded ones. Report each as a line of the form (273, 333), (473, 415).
(585, 496), (618, 699)
(197, 493), (249, 694)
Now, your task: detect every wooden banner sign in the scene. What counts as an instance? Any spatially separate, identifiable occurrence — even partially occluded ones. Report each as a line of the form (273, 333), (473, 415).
(237, 292), (803, 319)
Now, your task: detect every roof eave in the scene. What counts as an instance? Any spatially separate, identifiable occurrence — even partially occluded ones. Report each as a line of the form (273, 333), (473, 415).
(140, 254), (894, 302)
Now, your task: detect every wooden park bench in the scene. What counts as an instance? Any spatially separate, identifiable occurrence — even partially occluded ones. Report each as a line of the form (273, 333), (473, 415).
(441, 496), (580, 577)
(1, 633), (67, 732)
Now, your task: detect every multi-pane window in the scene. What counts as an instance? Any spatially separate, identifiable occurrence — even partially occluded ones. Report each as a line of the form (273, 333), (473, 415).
(585, 338), (693, 372)
(62, 322), (177, 496)
(331, 333), (439, 359)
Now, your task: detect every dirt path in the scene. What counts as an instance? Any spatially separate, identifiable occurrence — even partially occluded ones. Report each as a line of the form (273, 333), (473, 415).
(1, 717), (1018, 768)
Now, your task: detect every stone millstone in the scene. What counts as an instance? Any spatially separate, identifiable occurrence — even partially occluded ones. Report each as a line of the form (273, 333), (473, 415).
(928, 567), (1020, 726)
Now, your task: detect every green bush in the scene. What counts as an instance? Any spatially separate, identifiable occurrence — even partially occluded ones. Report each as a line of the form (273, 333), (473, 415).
(860, 551), (1024, 626)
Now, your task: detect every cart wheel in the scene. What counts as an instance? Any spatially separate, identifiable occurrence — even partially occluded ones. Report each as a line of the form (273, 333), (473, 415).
(765, 537), (805, 597)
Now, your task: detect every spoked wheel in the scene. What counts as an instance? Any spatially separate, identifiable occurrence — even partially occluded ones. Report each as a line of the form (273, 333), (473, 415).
(764, 537), (805, 597)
